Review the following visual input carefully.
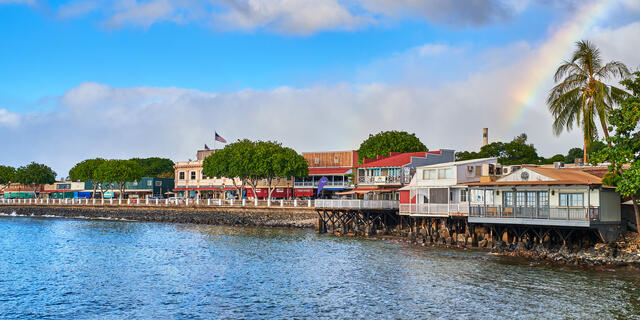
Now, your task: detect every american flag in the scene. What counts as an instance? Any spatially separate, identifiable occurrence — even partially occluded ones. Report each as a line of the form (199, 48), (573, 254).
(215, 132), (227, 143)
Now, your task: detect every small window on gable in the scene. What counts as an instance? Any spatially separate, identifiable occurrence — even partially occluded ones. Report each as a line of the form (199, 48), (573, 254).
(314, 157), (320, 164)
(334, 156), (339, 164)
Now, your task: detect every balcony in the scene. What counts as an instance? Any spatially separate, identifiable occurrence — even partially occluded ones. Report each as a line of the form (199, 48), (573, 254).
(399, 203), (469, 216)
(293, 181), (352, 188)
(358, 175), (408, 185)
(468, 205), (600, 227)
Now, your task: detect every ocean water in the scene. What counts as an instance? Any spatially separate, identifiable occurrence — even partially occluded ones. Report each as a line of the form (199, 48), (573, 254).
(0, 215), (639, 319)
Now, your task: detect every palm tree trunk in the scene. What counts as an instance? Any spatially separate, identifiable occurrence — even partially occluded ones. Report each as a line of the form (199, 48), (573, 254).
(583, 137), (588, 164)
(602, 124), (612, 146)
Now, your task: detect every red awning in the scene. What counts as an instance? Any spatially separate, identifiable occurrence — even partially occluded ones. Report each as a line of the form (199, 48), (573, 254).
(308, 167), (352, 175)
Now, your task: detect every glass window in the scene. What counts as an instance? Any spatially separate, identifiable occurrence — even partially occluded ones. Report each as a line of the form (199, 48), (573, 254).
(179, 172), (185, 180)
(559, 193), (584, 207)
(190, 171), (196, 180)
(422, 169), (436, 180)
(438, 167), (453, 179)
(503, 192), (514, 206)
(516, 192), (525, 206)
(147, 180), (153, 187)
(460, 190), (468, 202)
(539, 191), (549, 206)
(526, 191), (537, 207)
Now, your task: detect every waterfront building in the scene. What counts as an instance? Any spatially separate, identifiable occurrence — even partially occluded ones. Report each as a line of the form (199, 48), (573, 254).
(81, 178), (175, 199)
(0, 183), (42, 199)
(43, 181), (90, 199)
(399, 158), (499, 217)
(467, 165), (622, 242)
(174, 149), (239, 198)
(295, 150), (358, 198)
(345, 150), (455, 200)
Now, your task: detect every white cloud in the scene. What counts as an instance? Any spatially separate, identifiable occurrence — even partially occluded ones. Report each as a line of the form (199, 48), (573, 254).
(0, 109), (21, 128)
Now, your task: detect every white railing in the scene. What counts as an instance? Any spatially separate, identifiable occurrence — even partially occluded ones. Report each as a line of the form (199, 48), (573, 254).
(314, 199), (398, 209)
(0, 197), (319, 209)
(399, 202), (469, 215)
(469, 205), (600, 221)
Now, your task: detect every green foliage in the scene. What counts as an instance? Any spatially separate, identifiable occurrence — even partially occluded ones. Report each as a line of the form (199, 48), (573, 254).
(565, 147), (584, 164)
(203, 139), (308, 199)
(592, 71), (640, 231)
(542, 154), (566, 165)
(131, 157), (175, 178)
(455, 133), (540, 165)
(95, 160), (143, 199)
(357, 131), (427, 163)
(69, 158), (106, 182)
(15, 162), (56, 192)
(547, 40), (630, 162)
(0, 165), (16, 185)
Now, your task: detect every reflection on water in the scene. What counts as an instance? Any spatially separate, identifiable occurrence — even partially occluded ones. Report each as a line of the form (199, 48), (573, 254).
(0, 216), (639, 319)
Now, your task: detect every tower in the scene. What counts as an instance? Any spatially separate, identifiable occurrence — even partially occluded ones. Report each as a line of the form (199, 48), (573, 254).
(482, 128), (488, 147)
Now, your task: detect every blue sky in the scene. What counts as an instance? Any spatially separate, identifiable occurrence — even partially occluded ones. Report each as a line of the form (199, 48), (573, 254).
(1, 0), (639, 177)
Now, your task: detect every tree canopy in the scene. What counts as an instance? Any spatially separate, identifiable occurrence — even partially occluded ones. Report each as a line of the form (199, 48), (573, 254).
(15, 162), (56, 193)
(130, 157), (174, 178)
(0, 165), (16, 186)
(455, 133), (540, 165)
(203, 139), (308, 199)
(95, 160), (143, 199)
(357, 131), (427, 163)
(592, 71), (640, 232)
(69, 158), (106, 182)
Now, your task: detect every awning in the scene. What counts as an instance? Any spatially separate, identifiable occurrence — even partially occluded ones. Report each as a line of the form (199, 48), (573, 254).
(308, 167), (352, 175)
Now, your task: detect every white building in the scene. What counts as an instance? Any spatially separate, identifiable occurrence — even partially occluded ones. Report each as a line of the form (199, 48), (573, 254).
(399, 158), (499, 217)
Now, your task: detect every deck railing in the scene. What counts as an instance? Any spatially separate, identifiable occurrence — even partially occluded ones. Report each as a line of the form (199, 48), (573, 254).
(399, 203), (469, 215)
(314, 199), (399, 209)
(469, 205), (600, 221)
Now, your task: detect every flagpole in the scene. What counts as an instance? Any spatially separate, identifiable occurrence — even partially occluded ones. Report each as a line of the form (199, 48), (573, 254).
(213, 130), (216, 150)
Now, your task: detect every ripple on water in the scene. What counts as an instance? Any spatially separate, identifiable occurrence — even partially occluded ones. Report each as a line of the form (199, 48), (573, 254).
(0, 215), (639, 319)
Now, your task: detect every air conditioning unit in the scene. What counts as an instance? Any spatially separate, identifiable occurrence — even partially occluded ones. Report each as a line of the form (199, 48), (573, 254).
(554, 161), (564, 169)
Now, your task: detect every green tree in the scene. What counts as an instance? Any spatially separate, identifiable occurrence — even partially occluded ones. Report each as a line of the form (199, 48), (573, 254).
(0, 165), (16, 190)
(130, 157), (175, 178)
(255, 141), (308, 200)
(593, 71), (640, 232)
(203, 139), (258, 199)
(543, 154), (566, 165)
(455, 133), (539, 165)
(565, 147), (584, 164)
(15, 162), (56, 196)
(95, 160), (142, 200)
(548, 40), (630, 163)
(69, 158), (106, 198)
(357, 131), (427, 163)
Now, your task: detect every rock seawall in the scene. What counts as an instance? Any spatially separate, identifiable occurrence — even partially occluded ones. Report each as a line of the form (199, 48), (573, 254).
(0, 206), (317, 228)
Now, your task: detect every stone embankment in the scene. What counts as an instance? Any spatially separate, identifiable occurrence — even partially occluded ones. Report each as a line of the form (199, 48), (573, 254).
(490, 232), (640, 266)
(0, 205), (318, 228)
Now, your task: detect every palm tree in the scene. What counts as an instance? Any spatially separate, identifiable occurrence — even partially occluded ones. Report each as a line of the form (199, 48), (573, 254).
(547, 40), (629, 163)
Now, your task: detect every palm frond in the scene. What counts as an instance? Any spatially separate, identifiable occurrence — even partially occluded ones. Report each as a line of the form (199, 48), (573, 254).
(596, 60), (630, 79)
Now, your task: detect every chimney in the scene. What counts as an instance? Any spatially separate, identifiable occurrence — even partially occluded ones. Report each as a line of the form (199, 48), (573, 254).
(482, 128), (489, 147)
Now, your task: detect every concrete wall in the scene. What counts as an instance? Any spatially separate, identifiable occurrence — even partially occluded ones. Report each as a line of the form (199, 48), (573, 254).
(600, 189), (621, 222)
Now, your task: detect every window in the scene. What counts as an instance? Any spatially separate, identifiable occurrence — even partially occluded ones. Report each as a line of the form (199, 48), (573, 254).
(202, 172), (208, 179)
(559, 193), (584, 207)
(460, 190), (468, 202)
(515, 192), (525, 207)
(190, 171), (196, 180)
(438, 167), (453, 179)
(503, 192), (514, 206)
(179, 172), (185, 180)
(539, 191), (549, 206)
(526, 191), (537, 207)
(334, 156), (339, 164)
(423, 169), (437, 180)
(147, 180), (153, 187)
(314, 157), (320, 164)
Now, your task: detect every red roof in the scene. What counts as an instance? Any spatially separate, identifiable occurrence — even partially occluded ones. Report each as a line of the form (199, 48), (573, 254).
(308, 167), (352, 175)
(359, 152), (428, 168)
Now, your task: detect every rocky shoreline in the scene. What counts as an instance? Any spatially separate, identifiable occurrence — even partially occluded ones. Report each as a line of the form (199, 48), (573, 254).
(0, 205), (318, 229)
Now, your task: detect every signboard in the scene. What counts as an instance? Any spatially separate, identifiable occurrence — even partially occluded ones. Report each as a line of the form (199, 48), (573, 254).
(374, 176), (386, 184)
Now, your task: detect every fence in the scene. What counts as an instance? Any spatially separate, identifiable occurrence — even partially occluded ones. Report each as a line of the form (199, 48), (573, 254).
(314, 199), (398, 209)
(469, 205), (600, 221)
(0, 197), (317, 208)
(399, 202), (470, 215)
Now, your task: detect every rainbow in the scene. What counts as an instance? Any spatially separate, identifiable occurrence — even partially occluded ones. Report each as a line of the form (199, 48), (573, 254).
(509, 0), (615, 127)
